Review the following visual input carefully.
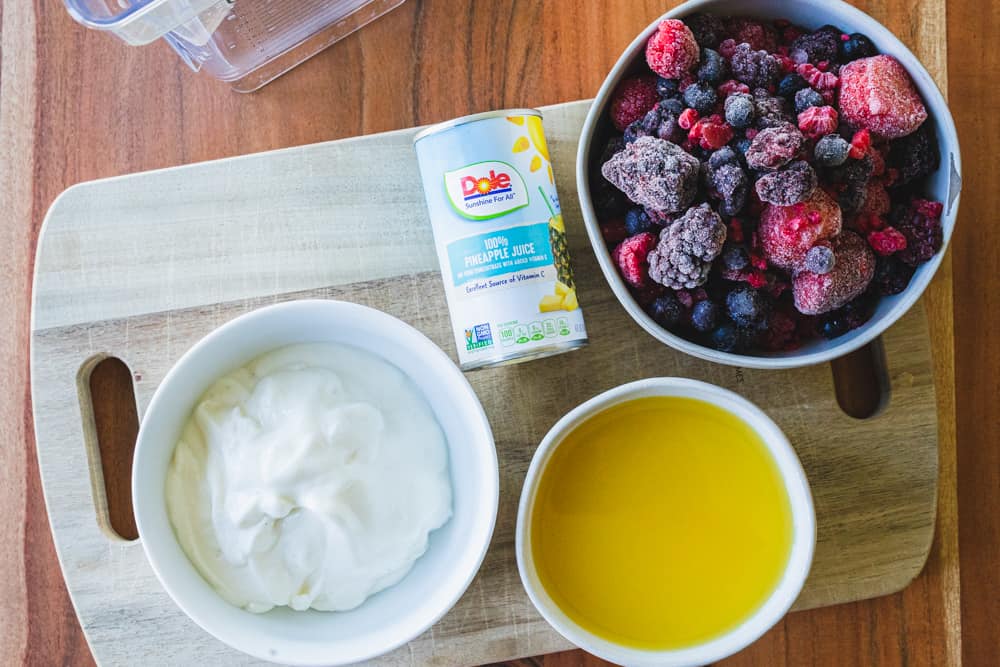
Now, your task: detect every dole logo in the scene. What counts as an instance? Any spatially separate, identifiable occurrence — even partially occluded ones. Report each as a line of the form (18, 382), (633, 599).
(444, 161), (529, 221)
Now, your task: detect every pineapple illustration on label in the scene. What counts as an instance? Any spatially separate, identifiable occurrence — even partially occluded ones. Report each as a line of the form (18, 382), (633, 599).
(538, 186), (579, 312)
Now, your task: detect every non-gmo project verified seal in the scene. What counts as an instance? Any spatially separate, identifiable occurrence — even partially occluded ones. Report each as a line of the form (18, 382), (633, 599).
(464, 323), (494, 351)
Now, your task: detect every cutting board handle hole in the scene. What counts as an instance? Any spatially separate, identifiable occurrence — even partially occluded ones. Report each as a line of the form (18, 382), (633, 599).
(830, 339), (889, 419)
(78, 355), (140, 542)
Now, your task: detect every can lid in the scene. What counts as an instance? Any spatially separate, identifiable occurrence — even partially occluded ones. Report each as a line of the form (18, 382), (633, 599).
(413, 108), (542, 144)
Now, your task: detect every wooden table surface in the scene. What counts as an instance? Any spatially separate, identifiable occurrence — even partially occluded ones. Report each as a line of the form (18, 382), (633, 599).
(1, 1), (996, 665)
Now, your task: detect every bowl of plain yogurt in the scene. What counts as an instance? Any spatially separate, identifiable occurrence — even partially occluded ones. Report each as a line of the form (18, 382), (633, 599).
(132, 300), (499, 666)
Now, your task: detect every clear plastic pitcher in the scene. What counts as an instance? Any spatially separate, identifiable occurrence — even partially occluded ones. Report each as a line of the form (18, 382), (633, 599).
(63, 0), (406, 92)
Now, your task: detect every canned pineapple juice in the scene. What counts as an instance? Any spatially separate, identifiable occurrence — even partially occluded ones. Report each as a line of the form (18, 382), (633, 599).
(414, 109), (587, 370)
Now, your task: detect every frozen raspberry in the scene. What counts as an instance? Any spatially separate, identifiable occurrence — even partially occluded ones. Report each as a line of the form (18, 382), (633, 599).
(755, 160), (817, 206)
(678, 108), (699, 130)
(724, 92), (756, 128)
(601, 137), (702, 214)
(705, 147), (748, 215)
(798, 106), (839, 140)
(795, 63), (838, 92)
(759, 187), (843, 270)
(730, 43), (780, 88)
(753, 89), (793, 128)
(683, 81), (719, 115)
(814, 134), (851, 166)
(791, 27), (840, 64)
(646, 20), (700, 79)
(600, 216), (628, 245)
(718, 38), (739, 60)
(745, 122), (805, 170)
(867, 226), (908, 256)
(888, 122), (940, 186)
(892, 198), (944, 266)
(849, 129), (872, 159)
(725, 17), (778, 52)
(684, 13), (725, 49)
(689, 114), (734, 150)
(718, 79), (751, 97)
(610, 75), (659, 131)
(648, 204), (727, 289)
(839, 55), (928, 138)
(804, 244), (836, 274)
(612, 232), (658, 287)
(872, 254), (915, 295)
(793, 231), (875, 315)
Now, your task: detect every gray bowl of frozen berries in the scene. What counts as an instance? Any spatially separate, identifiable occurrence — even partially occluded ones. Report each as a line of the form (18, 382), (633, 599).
(576, 0), (961, 369)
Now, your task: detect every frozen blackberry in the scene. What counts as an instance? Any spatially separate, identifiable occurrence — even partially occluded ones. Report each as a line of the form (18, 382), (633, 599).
(637, 102), (684, 142)
(601, 136), (702, 213)
(730, 43), (780, 88)
(831, 155), (874, 214)
(840, 33), (878, 62)
(698, 48), (728, 84)
(872, 254), (915, 295)
(794, 87), (824, 114)
(892, 199), (944, 266)
(721, 242), (750, 271)
(777, 72), (809, 98)
(754, 160), (817, 206)
(691, 300), (721, 332)
(683, 81), (719, 115)
(814, 134), (851, 166)
(888, 122), (940, 187)
(752, 89), (792, 128)
(804, 245), (836, 275)
(684, 12), (725, 48)
(791, 27), (840, 64)
(726, 285), (769, 326)
(625, 207), (655, 235)
(656, 77), (680, 98)
(647, 203), (728, 289)
(650, 292), (685, 327)
(724, 92), (756, 129)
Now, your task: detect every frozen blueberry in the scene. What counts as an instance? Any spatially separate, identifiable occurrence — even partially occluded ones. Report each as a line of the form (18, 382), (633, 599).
(724, 92), (756, 129)
(697, 48), (728, 84)
(726, 285), (769, 326)
(804, 245), (836, 274)
(819, 316), (849, 339)
(691, 300), (721, 332)
(710, 324), (745, 352)
(625, 207), (654, 235)
(656, 77), (680, 98)
(684, 81), (719, 115)
(840, 33), (878, 62)
(721, 242), (750, 270)
(794, 87), (825, 114)
(814, 134), (851, 166)
(650, 292), (685, 327)
(777, 73), (809, 98)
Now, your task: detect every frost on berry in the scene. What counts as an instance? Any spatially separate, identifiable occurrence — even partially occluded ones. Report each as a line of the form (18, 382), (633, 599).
(648, 203), (727, 289)
(745, 122), (805, 170)
(838, 55), (928, 138)
(601, 136), (701, 214)
(793, 231), (875, 315)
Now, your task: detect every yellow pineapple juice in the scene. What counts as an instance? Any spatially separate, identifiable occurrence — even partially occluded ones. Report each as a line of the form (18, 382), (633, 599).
(414, 109), (587, 370)
(530, 396), (795, 649)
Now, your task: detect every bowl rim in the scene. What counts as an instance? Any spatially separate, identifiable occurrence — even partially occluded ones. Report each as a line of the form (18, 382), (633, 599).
(131, 299), (499, 666)
(515, 377), (816, 666)
(575, 0), (962, 369)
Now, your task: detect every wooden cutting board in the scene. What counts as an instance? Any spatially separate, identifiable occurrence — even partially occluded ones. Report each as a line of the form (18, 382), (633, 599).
(30, 100), (938, 666)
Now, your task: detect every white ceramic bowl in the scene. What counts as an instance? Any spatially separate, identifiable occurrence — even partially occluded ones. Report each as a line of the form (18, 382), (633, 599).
(132, 300), (499, 666)
(516, 378), (815, 666)
(577, 0), (962, 369)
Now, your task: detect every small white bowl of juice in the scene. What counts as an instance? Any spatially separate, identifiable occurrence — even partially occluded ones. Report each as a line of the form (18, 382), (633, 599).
(515, 378), (815, 666)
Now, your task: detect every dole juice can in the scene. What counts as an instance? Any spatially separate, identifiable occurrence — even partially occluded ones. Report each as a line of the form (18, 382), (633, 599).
(413, 109), (588, 371)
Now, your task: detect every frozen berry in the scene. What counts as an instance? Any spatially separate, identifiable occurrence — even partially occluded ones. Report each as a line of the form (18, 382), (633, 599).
(840, 33), (878, 62)
(833, 154), (875, 214)
(755, 160), (817, 206)
(684, 13), (725, 48)
(793, 231), (875, 315)
(872, 254), (915, 295)
(794, 87), (825, 114)
(725, 18), (778, 52)
(759, 187), (843, 270)
(684, 81), (719, 115)
(600, 217), (628, 245)
(656, 77), (680, 98)
(688, 114), (734, 150)
(849, 129), (872, 159)
(721, 242), (750, 270)
(888, 122), (940, 186)
(839, 55), (928, 138)
(718, 79), (751, 97)
(610, 75), (660, 131)
(867, 226), (908, 256)
(646, 19), (700, 79)
(819, 316), (849, 339)
(650, 292), (685, 326)
(724, 92), (756, 128)
(602, 137), (702, 213)
(705, 147), (748, 215)
(804, 244), (836, 274)
(797, 106), (839, 140)
(814, 134), (851, 166)
(791, 27), (840, 64)
(727, 285), (769, 326)
(710, 323), (741, 352)
(730, 42), (781, 88)
(892, 198), (944, 266)
(745, 122), (805, 170)
(648, 203), (727, 289)
(692, 300), (721, 332)
(612, 231), (658, 287)
(698, 48), (728, 84)
(777, 72), (809, 98)
(752, 89), (793, 128)
(625, 207), (654, 235)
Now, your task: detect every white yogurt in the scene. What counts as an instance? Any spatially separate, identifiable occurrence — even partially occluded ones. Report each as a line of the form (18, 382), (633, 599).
(165, 342), (452, 613)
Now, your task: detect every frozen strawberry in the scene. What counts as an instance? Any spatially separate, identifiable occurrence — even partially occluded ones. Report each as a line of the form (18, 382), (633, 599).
(609, 75), (659, 131)
(759, 188), (843, 270)
(838, 55), (928, 138)
(646, 20), (700, 79)
(793, 231), (875, 315)
(613, 232), (658, 287)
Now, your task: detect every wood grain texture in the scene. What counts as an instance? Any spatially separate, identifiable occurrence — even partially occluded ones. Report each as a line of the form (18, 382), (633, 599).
(0, 0), (987, 665)
(30, 103), (938, 664)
